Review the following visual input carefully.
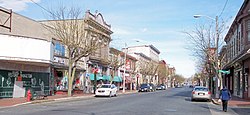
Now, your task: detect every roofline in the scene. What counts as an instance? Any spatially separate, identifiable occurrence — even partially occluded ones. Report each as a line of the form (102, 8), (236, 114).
(134, 52), (151, 60)
(224, 0), (247, 42)
(127, 44), (160, 54)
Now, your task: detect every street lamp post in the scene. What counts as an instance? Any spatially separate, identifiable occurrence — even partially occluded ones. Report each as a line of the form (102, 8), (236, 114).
(93, 66), (98, 94)
(123, 43), (127, 93)
(136, 74), (139, 90)
(194, 15), (220, 98)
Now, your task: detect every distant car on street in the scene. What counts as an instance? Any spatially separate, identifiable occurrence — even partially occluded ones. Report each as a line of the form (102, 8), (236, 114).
(156, 84), (166, 90)
(138, 83), (150, 92)
(95, 84), (117, 97)
(149, 83), (156, 92)
(189, 85), (194, 88)
(191, 86), (211, 102)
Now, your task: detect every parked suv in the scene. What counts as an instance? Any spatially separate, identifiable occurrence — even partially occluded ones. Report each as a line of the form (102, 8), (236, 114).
(138, 83), (150, 92)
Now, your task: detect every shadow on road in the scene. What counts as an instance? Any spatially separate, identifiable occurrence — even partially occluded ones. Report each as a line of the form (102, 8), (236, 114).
(172, 90), (191, 97)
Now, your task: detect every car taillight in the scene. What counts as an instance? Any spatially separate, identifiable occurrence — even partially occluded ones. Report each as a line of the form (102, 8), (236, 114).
(192, 91), (195, 94)
(208, 91), (211, 94)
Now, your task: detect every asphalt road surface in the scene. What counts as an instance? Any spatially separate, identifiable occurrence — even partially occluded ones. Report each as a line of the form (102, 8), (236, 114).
(0, 87), (249, 115)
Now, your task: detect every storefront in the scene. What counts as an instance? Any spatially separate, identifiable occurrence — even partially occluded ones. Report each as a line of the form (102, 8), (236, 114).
(0, 61), (50, 98)
(53, 67), (85, 95)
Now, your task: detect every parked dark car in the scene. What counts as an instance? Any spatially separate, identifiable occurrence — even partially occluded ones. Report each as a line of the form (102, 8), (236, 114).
(156, 84), (166, 90)
(189, 85), (194, 88)
(138, 83), (150, 92)
(149, 83), (156, 92)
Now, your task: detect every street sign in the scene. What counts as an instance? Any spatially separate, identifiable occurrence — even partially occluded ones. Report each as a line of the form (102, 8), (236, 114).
(85, 73), (89, 77)
(218, 70), (230, 74)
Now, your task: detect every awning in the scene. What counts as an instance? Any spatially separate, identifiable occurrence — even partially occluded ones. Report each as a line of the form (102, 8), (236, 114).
(112, 76), (123, 82)
(89, 74), (112, 81)
(103, 75), (111, 81)
(89, 73), (103, 80)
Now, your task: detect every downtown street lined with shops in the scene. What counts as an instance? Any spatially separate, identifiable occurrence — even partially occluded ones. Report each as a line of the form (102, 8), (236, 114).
(1, 1), (250, 115)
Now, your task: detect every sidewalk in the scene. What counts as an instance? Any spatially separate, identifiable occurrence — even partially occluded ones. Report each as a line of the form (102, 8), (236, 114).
(212, 96), (250, 107)
(0, 90), (137, 108)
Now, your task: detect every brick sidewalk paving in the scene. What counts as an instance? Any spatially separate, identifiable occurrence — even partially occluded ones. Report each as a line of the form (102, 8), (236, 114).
(212, 96), (250, 107)
(0, 90), (137, 108)
(0, 93), (92, 107)
(229, 96), (250, 107)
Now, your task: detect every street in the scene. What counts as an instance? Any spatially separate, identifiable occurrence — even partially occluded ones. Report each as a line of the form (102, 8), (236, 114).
(0, 87), (249, 115)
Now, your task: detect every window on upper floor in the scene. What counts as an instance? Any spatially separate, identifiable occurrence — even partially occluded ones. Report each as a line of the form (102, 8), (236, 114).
(238, 24), (242, 52)
(54, 42), (65, 57)
(247, 20), (250, 41)
(237, 32), (240, 52)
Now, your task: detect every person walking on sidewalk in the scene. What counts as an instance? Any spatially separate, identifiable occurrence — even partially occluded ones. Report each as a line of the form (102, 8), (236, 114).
(220, 86), (231, 112)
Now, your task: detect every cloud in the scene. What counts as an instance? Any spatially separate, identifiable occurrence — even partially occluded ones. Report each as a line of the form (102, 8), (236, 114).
(141, 28), (148, 32)
(0, 0), (40, 12)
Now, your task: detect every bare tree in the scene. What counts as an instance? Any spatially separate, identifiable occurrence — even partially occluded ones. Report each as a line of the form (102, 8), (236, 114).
(148, 61), (159, 83)
(138, 60), (158, 83)
(137, 60), (149, 83)
(172, 74), (185, 86)
(108, 48), (124, 84)
(158, 62), (168, 84)
(44, 7), (101, 96)
(183, 21), (226, 89)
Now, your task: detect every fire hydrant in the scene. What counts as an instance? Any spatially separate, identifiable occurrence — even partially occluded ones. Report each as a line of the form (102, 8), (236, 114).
(26, 89), (32, 102)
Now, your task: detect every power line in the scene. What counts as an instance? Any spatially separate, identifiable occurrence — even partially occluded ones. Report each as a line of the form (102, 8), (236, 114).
(218, 0), (228, 17)
(29, 0), (53, 15)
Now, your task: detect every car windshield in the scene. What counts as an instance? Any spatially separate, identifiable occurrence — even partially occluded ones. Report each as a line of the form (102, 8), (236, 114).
(140, 84), (148, 87)
(195, 87), (208, 91)
(100, 85), (111, 88)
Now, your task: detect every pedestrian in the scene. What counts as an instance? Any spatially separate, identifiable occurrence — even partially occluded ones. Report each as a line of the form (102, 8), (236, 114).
(220, 86), (231, 112)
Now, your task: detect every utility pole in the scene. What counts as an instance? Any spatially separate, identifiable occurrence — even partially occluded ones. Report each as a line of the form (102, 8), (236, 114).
(215, 16), (220, 98)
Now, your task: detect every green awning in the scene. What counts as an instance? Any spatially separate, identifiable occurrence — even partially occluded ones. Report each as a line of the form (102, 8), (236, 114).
(103, 75), (111, 81)
(89, 73), (103, 80)
(89, 74), (112, 81)
(112, 76), (122, 82)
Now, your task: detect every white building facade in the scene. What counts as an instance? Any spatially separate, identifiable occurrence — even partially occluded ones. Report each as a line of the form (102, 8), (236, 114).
(125, 45), (160, 85)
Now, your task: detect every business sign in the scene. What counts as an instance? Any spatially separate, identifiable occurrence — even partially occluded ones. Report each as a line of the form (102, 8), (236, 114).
(53, 57), (68, 66)
(125, 60), (131, 70)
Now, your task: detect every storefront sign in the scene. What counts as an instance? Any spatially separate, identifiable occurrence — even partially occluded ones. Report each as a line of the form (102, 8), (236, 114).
(53, 57), (68, 66)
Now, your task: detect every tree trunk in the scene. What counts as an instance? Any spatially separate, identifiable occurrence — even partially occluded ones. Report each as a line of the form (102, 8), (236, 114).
(67, 63), (72, 96)
(67, 58), (76, 96)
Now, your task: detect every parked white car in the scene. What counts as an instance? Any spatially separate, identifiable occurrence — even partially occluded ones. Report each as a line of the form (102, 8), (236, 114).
(191, 86), (211, 102)
(95, 84), (117, 97)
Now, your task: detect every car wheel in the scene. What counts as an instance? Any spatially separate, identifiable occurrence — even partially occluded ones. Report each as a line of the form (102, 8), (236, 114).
(109, 92), (112, 97)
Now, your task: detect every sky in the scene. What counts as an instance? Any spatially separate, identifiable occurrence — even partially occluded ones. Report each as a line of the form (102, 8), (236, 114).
(0, 0), (244, 78)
